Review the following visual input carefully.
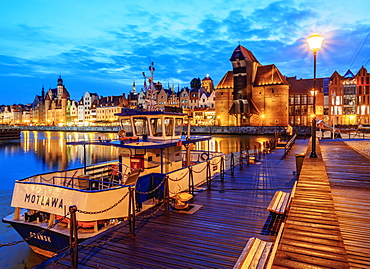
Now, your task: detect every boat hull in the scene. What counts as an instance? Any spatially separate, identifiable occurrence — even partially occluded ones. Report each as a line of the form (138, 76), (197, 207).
(2, 218), (85, 257)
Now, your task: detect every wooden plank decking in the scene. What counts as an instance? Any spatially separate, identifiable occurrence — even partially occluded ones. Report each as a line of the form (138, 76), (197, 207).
(272, 139), (350, 269)
(321, 140), (370, 269)
(35, 140), (306, 268)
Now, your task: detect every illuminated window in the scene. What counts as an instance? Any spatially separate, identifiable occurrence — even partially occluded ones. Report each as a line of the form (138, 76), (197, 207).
(164, 117), (174, 136)
(150, 118), (162, 137)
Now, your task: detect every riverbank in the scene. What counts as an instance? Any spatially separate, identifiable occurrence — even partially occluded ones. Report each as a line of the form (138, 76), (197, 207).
(15, 125), (312, 135)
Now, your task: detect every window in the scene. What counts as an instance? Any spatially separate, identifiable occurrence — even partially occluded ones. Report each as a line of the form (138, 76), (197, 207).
(133, 117), (149, 136)
(174, 118), (183, 135)
(150, 118), (162, 137)
(294, 95), (300, 104)
(164, 117), (174, 136)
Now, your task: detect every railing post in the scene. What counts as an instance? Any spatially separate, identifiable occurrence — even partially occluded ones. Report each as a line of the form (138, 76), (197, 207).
(239, 148), (243, 169)
(69, 205), (78, 269)
(164, 176), (170, 215)
(220, 156), (225, 182)
(128, 186), (136, 236)
(206, 160), (211, 189)
(231, 152), (235, 176)
(189, 166), (194, 195)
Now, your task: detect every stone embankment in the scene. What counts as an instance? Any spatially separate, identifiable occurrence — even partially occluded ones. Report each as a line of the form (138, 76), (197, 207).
(16, 125), (311, 135)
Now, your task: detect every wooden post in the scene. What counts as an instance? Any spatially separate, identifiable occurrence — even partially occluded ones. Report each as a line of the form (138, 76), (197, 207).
(69, 205), (78, 269)
(206, 160), (211, 189)
(189, 167), (194, 195)
(231, 152), (235, 176)
(128, 187), (136, 236)
(48, 214), (55, 227)
(239, 148), (243, 169)
(164, 176), (170, 215)
(14, 207), (20, 220)
(220, 156), (225, 181)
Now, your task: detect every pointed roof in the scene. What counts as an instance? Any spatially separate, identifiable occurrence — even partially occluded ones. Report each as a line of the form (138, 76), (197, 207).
(229, 45), (259, 63)
(254, 64), (289, 86)
(343, 69), (355, 79)
(216, 71), (233, 89)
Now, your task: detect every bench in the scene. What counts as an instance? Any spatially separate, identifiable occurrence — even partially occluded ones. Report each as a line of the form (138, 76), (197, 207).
(233, 237), (273, 269)
(267, 181), (297, 217)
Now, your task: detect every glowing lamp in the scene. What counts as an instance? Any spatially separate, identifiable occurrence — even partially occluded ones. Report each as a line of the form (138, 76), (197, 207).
(307, 33), (324, 52)
(310, 88), (318, 96)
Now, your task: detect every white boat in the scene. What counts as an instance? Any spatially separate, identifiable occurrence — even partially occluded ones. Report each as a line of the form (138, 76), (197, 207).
(3, 109), (225, 257)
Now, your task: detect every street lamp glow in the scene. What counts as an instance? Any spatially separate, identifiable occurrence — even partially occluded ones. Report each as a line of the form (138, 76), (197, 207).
(307, 33), (324, 52)
(310, 88), (318, 96)
(307, 33), (324, 158)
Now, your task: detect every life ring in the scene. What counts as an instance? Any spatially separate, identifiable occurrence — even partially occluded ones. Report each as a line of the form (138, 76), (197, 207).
(118, 129), (126, 137)
(200, 152), (209, 161)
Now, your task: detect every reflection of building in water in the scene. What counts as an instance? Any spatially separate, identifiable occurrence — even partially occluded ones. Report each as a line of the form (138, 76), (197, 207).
(21, 131), (120, 171)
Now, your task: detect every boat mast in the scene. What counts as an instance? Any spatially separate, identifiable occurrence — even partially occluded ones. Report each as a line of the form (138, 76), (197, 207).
(142, 61), (157, 111)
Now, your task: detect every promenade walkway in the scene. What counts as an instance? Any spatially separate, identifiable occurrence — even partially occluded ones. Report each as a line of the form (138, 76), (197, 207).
(35, 138), (370, 268)
(321, 140), (370, 268)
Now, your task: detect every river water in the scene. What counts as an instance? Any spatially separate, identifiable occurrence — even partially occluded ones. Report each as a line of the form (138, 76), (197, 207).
(0, 131), (272, 268)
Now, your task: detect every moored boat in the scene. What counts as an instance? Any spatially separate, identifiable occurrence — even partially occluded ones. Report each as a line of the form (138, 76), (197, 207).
(0, 128), (21, 140)
(3, 109), (225, 257)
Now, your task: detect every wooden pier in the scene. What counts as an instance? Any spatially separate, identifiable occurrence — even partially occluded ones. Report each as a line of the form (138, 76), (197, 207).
(35, 138), (370, 268)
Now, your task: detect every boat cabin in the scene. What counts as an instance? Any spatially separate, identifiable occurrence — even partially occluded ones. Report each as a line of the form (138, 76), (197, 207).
(117, 109), (185, 140)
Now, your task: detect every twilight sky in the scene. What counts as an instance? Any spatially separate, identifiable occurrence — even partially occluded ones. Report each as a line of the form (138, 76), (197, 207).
(1, 0), (369, 105)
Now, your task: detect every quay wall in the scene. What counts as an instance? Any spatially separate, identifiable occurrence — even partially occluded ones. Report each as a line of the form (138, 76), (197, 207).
(16, 125), (311, 135)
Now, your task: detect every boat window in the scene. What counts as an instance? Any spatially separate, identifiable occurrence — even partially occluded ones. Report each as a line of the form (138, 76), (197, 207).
(150, 118), (162, 137)
(133, 117), (149, 136)
(120, 118), (133, 136)
(175, 118), (183, 136)
(164, 117), (174, 136)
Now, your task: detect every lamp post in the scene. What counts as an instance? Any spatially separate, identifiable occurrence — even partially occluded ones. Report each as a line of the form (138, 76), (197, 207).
(307, 33), (324, 158)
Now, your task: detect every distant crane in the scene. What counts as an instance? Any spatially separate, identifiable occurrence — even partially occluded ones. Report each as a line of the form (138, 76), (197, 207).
(142, 61), (157, 111)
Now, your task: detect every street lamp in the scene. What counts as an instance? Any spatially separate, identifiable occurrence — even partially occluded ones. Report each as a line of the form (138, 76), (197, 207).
(307, 33), (324, 158)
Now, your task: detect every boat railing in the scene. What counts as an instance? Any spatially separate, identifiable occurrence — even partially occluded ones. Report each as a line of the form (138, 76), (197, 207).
(167, 153), (225, 196)
(181, 150), (223, 164)
(18, 161), (134, 190)
(18, 175), (127, 190)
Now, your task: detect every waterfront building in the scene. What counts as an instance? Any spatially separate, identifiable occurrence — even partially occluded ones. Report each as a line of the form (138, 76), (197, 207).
(77, 91), (99, 125)
(179, 88), (190, 109)
(201, 74), (214, 93)
(328, 67), (370, 125)
(286, 76), (328, 126)
(137, 89), (147, 109)
(96, 95), (127, 125)
(215, 45), (290, 127)
(127, 81), (138, 108)
(356, 67), (370, 124)
(44, 76), (71, 126)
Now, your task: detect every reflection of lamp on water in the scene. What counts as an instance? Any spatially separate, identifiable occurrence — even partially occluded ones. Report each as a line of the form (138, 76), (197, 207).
(307, 33), (324, 158)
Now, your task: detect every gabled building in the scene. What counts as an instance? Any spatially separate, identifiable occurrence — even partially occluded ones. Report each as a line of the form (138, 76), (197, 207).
(328, 67), (370, 125)
(44, 76), (71, 126)
(96, 95), (127, 125)
(78, 91), (99, 125)
(216, 45), (290, 126)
